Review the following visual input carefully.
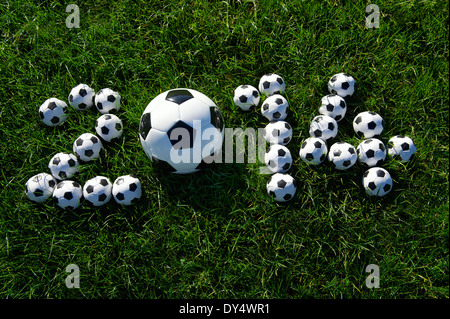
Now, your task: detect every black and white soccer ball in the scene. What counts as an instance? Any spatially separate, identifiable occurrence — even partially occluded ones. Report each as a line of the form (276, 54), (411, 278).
(327, 142), (357, 170)
(387, 135), (417, 163)
(233, 85), (260, 111)
(263, 121), (293, 145)
(264, 144), (293, 174)
(362, 167), (393, 197)
(39, 98), (69, 127)
(48, 152), (80, 180)
(266, 173), (297, 202)
(25, 173), (57, 203)
(299, 137), (328, 165)
(139, 88), (224, 174)
(68, 84), (95, 110)
(309, 115), (338, 142)
(94, 88), (121, 114)
(258, 73), (286, 96)
(318, 94), (347, 122)
(353, 111), (384, 138)
(328, 73), (355, 98)
(82, 176), (112, 207)
(73, 133), (103, 162)
(53, 180), (83, 210)
(112, 175), (142, 206)
(261, 94), (289, 121)
(357, 138), (387, 167)
(95, 114), (123, 142)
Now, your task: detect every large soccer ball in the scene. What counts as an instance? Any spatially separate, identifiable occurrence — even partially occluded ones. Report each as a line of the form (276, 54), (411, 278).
(94, 88), (121, 114)
(39, 98), (69, 127)
(260, 94), (289, 121)
(25, 173), (57, 203)
(328, 73), (355, 98)
(233, 85), (260, 111)
(299, 137), (328, 165)
(264, 144), (293, 174)
(139, 88), (224, 174)
(263, 121), (293, 145)
(48, 152), (79, 180)
(327, 142), (357, 170)
(258, 73), (286, 96)
(266, 173), (297, 202)
(309, 115), (338, 142)
(68, 84), (95, 110)
(95, 114), (123, 142)
(73, 133), (103, 162)
(53, 180), (83, 210)
(362, 167), (393, 197)
(387, 135), (417, 163)
(83, 176), (113, 207)
(357, 138), (386, 167)
(353, 111), (384, 138)
(318, 94), (347, 122)
(112, 175), (142, 206)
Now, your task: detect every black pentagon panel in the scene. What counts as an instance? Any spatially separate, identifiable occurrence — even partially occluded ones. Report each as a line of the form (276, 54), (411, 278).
(239, 95), (247, 103)
(97, 102), (103, 110)
(252, 90), (259, 98)
(39, 111), (45, 119)
(305, 153), (314, 160)
(79, 88), (87, 97)
(313, 141), (322, 149)
(101, 127), (109, 135)
(301, 141), (307, 149)
(263, 103), (269, 111)
(68, 159), (76, 167)
(115, 123), (122, 131)
(334, 150), (342, 157)
(376, 170), (385, 177)
(379, 143), (385, 151)
(335, 115), (342, 121)
(283, 193), (292, 201)
(283, 136), (291, 144)
(328, 123), (335, 131)
(116, 192), (125, 201)
(401, 143), (410, 151)
(330, 75), (337, 83)
(348, 147), (355, 154)
(139, 113), (151, 140)
(343, 160), (351, 167)
(263, 81), (270, 89)
(76, 138), (84, 146)
(367, 121), (377, 130)
(48, 180), (56, 188)
(366, 150), (375, 158)
(383, 184), (391, 192)
(167, 121), (195, 149)
(355, 116), (362, 125)
(276, 77), (284, 85)
(313, 130), (322, 137)
(319, 154), (325, 161)
(368, 182), (377, 191)
(84, 149), (94, 157)
(209, 106), (224, 132)
(50, 116), (59, 124)
(277, 149), (286, 157)
(86, 185), (94, 194)
(69, 94), (73, 102)
(99, 179), (108, 186)
(53, 157), (61, 165)
(64, 192), (73, 200)
(282, 162), (290, 170)
(275, 98), (283, 105)
(79, 103), (87, 109)
(165, 89), (194, 105)
(129, 183), (137, 192)
(341, 82), (349, 90)
(277, 180), (287, 188)
(98, 193), (107, 202)
(272, 112), (281, 119)
(340, 101), (346, 108)
(91, 136), (98, 144)
(48, 102), (57, 110)
(59, 171), (67, 179)
(107, 95), (116, 102)
(326, 104), (334, 112)
(363, 170), (370, 177)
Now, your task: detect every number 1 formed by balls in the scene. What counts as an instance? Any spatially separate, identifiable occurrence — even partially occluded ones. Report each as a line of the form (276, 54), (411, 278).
(66, 4), (80, 29)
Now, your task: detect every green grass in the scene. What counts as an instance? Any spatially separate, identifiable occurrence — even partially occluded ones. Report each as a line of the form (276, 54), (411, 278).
(0, 0), (448, 299)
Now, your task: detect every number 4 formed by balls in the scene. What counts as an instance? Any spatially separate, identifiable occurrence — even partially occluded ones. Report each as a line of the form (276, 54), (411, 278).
(66, 4), (80, 29)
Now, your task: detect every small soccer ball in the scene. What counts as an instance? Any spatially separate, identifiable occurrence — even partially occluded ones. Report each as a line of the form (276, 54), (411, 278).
(73, 133), (103, 162)
(328, 73), (355, 98)
(299, 137), (328, 165)
(233, 85), (260, 111)
(39, 98), (69, 127)
(264, 144), (293, 174)
(261, 94), (289, 121)
(357, 138), (387, 167)
(259, 73), (286, 96)
(95, 114), (123, 142)
(327, 142), (357, 170)
(68, 84), (95, 110)
(48, 152), (79, 180)
(309, 115), (338, 142)
(263, 121), (293, 145)
(53, 180), (83, 210)
(387, 135), (417, 163)
(25, 173), (57, 203)
(82, 176), (113, 207)
(112, 175), (142, 206)
(266, 173), (297, 202)
(318, 94), (347, 122)
(362, 167), (393, 197)
(353, 111), (384, 138)
(94, 88), (121, 114)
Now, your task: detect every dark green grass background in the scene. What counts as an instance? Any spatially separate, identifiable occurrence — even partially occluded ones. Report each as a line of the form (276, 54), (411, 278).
(0, 0), (448, 298)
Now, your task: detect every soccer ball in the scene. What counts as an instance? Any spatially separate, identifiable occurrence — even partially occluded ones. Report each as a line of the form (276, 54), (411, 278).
(68, 84), (95, 110)
(328, 73), (355, 98)
(318, 94), (347, 122)
(53, 180), (83, 210)
(39, 98), (69, 127)
(95, 114), (123, 142)
(357, 138), (387, 167)
(299, 137), (328, 165)
(309, 115), (338, 142)
(327, 142), (357, 170)
(387, 135), (417, 163)
(73, 133), (103, 162)
(259, 73), (286, 96)
(362, 167), (393, 197)
(82, 176), (112, 207)
(94, 88), (121, 114)
(233, 85), (260, 111)
(48, 152), (79, 180)
(353, 111), (384, 138)
(139, 88), (224, 174)
(264, 144), (293, 174)
(261, 94), (289, 121)
(25, 173), (57, 203)
(112, 175), (142, 206)
(263, 121), (293, 145)
(266, 173), (297, 202)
